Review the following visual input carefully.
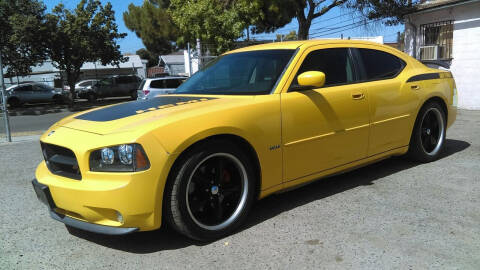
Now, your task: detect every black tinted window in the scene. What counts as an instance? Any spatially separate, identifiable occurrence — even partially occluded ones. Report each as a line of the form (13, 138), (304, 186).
(16, 85), (33, 92)
(295, 48), (355, 87)
(357, 48), (405, 80)
(150, 80), (165, 89)
(117, 76), (134, 84)
(165, 79), (181, 88)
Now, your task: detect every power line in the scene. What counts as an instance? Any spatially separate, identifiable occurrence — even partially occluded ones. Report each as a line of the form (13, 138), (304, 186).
(310, 18), (383, 38)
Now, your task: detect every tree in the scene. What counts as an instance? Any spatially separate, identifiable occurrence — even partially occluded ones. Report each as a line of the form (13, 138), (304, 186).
(44, 0), (126, 105)
(123, 0), (177, 55)
(0, 0), (47, 77)
(170, 0), (299, 53)
(290, 0), (349, 40)
(276, 31), (298, 42)
(349, 0), (418, 25)
(136, 48), (159, 67)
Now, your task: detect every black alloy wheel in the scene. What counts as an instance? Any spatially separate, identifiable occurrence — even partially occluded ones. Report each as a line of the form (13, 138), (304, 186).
(164, 140), (256, 241)
(408, 101), (446, 162)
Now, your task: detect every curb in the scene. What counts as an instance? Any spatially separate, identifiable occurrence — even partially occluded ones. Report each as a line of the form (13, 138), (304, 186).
(0, 134), (41, 145)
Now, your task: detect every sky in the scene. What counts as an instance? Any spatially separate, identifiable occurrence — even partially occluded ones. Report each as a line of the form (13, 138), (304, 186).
(43, 1), (404, 54)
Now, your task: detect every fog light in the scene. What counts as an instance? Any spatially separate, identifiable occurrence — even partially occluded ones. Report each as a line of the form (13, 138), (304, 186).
(118, 144), (133, 165)
(101, 148), (114, 164)
(116, 211), (124, 224)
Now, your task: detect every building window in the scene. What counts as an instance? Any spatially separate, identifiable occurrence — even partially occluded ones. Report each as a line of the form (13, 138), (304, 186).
(419, 20), (453, 60)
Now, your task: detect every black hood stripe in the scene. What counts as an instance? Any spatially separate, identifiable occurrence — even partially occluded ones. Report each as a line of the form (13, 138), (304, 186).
(75, 96), (217, 122)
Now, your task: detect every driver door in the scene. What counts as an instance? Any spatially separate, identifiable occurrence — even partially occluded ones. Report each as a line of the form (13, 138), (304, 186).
(281, 46), (370, 181)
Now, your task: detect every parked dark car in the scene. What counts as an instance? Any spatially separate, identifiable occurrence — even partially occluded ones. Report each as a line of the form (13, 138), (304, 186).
(5, 82), (66, 107)
(78, 75), (142, 101)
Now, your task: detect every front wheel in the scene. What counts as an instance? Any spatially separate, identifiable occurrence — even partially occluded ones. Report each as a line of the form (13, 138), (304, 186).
(408, 101), (446, 162)
(164, 140), (256, 241)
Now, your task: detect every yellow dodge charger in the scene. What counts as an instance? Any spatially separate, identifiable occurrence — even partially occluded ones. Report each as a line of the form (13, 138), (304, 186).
(32, 40), (457, 241)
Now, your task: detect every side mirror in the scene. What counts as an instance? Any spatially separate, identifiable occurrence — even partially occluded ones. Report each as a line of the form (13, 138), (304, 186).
(297, 71), (325, 88)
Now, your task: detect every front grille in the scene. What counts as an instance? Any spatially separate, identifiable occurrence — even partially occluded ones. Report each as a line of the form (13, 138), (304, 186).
(41, 143), (82, 180)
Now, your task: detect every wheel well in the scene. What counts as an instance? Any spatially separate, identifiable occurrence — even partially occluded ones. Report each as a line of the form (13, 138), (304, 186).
(423, 96), (448, 122)
(7, 96), (19, 102)
(167, 134), (262, 200)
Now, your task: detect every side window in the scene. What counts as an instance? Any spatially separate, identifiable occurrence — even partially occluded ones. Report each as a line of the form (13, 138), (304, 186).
(357, 48), (405, 80)
(150, 80), (165, 89)
(116, 76), (132, 84)
(165, 79), (181, 88)
(16, 85), (33, 92)
(294, 48), (355, 87)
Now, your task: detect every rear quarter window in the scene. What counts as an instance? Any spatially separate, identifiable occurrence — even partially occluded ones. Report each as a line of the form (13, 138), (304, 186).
(165, 79), (182, 88)
(149, 80), (165, 89)
(357, 48), (406, 81)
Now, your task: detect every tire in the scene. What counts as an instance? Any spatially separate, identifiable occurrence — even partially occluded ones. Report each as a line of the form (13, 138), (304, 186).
(164, 140), (256, 241)
(7, 98), (20, 108)
(130, 90), (138, 100)
(87, 92), (97, 102)
(408, 101), (446, 163)
(53, 95), (64, 105)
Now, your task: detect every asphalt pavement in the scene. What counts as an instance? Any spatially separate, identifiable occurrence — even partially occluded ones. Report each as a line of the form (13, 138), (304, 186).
(0, 110), (479, 269)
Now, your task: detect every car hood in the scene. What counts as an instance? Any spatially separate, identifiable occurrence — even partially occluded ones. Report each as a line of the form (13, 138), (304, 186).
(58, 95), (254, 135)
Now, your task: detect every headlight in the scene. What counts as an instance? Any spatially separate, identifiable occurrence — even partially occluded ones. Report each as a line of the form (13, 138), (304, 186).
(90, 144), (150, 172)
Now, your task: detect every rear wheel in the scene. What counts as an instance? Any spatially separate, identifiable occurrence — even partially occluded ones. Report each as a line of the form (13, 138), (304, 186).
(408, 101), (446, 162)
(164, 140), (256, 241)
(130, 90), (137, 100)
(53, 95), (64, 105)
(87, 92), (97, 102)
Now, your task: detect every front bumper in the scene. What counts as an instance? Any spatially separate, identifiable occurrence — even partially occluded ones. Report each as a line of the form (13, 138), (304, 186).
(32, 178), (138, 235)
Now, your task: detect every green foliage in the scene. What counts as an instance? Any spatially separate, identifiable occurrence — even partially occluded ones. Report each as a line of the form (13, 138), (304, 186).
(0, 0), (47, 77)
(136, 48), (159, 67)
(276, 31), (298, 42)
(349, 0), (419, 25)
(123, 0), (177, 55)
(44, 0), (126, 101)
(169, 0), (253, 53)
(169, 0), (301, 53)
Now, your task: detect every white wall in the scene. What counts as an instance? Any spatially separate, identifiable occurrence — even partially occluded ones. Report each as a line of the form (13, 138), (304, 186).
(405, 1), (480, 109)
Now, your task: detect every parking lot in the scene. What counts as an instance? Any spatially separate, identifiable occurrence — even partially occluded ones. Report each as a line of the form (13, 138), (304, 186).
(0, 109), (479, 269)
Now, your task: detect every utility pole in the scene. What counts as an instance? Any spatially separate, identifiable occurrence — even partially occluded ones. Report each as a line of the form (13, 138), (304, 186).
(187, 42), (192, 76)
(196, 38), (202, 68)
(0, 52), (12, 142)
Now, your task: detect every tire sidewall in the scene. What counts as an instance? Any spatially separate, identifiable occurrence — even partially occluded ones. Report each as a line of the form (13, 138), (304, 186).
(166, 141), (256, 241)
(410, 102), (446, 162)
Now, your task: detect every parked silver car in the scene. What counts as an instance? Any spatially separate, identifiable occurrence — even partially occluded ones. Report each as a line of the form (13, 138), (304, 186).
(80, 75), (141, 101)
(63, 79), (99, 98)
(5, 82), (65, 107)
(136, 77), (186, 100)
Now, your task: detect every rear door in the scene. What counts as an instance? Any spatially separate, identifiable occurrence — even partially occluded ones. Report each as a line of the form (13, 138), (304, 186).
(352, 47), (414, 155)
(31, 84), (53, 102)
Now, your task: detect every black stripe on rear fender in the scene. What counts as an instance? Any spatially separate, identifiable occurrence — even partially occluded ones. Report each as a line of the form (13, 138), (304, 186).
(406, 73), (440, 83)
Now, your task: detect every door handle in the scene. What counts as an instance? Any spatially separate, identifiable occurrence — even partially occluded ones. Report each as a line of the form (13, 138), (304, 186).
(351, 92), (365, 100)
(411, 85), (421, 90)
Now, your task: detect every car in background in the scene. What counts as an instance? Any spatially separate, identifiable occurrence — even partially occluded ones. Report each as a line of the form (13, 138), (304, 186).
(137, 77), (186, 100)
(79, 75), (141, 101)
(63, 79), (99, 98)
(5, 82), (65, 107)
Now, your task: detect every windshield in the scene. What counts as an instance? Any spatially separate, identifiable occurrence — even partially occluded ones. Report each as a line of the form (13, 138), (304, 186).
(175, 49), (295, 95)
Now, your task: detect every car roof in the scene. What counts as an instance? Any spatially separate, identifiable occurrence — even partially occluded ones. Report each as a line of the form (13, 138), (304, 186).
(226, 39), (397, 54)
(146, 77), (186, 81)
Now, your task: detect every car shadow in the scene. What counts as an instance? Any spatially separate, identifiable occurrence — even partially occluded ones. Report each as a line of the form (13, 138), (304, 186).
(67, 139), (470, 253)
